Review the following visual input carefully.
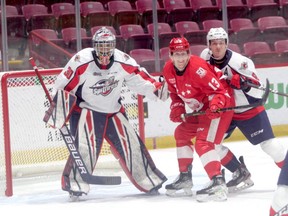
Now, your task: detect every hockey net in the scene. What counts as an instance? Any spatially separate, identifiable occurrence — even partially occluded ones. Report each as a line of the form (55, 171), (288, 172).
(0, 69), (144, 196)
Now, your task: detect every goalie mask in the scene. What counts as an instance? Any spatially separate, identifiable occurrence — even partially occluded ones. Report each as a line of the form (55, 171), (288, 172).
(92, 27), (116, 66)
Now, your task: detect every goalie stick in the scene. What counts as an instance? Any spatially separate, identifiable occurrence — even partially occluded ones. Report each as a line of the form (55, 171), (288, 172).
(29, 57), (121, 185)
(183, 79), (270, 118)
(246, 81), (288, 97)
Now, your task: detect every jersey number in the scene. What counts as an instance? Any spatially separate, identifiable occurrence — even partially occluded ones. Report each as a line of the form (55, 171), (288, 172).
(208, 78), (220, 91)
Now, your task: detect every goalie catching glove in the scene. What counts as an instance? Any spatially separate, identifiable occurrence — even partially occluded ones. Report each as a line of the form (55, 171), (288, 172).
(205, 94), (226, 119)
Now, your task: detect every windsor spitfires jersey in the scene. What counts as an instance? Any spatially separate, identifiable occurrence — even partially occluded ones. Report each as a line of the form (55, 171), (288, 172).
(163, 55), (231, 112)
(200, 48), (264, 115)
(53, 48), (159, 113)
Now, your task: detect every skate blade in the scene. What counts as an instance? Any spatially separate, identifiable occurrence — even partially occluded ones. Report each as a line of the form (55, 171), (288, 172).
(145, 189), (160, 196)
(69, 194), (81, 202)
(228, 179), (254, 193)
(166, 188), (193, 197)
(196, 185), (228, 202)
(68, 191), (87, 202)
(196, 191), (228, 202)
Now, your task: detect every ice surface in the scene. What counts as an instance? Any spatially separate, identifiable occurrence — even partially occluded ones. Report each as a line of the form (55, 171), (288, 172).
(1, 137), (287, 216)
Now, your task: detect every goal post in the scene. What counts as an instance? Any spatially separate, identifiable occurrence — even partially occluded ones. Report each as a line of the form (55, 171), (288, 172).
(0, 69), (145, 197)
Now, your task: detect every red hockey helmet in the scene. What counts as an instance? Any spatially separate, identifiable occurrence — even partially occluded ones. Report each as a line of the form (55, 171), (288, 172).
(169, 37), (190, 53)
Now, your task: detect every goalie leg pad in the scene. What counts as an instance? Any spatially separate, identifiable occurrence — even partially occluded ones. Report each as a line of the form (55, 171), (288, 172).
(61, 109), (107, 195)
(105, 112), (167, 192)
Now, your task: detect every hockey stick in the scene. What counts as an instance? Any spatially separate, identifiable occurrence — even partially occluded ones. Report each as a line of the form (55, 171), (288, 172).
(184, 79), (270, 118)
(246, 81), (288, 97)
(29, 57), (121, 185)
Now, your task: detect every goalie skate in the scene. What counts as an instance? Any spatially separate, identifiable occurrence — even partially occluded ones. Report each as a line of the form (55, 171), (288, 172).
(62, 175), (90, 201)
(68, 191), (85, 202)
(227, 156), (254, 193)
(196, 175), (228, 202)
(165, 165), (193, 197)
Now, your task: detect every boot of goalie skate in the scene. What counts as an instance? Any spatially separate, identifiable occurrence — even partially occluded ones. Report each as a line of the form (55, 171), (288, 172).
(196, 174), (228, 202)
(227, 156), (254, 193)
(146, 180), (167, 196)
(165, 165), (193, 197)
(61, 175), (90, 200)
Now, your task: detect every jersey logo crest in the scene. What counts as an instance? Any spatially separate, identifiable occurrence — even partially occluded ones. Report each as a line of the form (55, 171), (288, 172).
(74, 54), (81, 62)
(168, 78), (176, 84)
(196, 67), (207, 78)
(89, 76), (119, 96)
(239, 61), (248, 71)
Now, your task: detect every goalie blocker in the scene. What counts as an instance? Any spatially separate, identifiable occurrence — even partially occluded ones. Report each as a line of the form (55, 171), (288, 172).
(44, 90), (167, 195)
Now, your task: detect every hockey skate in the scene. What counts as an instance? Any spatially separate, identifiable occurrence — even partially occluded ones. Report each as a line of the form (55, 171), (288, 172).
(270, 185), (288, 216)
(61, 175), (90, 201)
(165, 165), (193, 197)
(196, 174), (228, 202)
(227, 156), (254, 193)
(146, 183), (163, 196)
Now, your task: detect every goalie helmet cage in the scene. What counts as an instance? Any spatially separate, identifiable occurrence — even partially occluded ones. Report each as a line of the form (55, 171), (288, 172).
(0, 69), (145, 197)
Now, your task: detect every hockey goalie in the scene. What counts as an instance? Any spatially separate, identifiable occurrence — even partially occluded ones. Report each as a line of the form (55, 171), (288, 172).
(44, 27), (167, 198)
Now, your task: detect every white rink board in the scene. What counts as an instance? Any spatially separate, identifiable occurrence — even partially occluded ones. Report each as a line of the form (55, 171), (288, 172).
(257, 66), (288, 125)
(144, 66), (288, 138)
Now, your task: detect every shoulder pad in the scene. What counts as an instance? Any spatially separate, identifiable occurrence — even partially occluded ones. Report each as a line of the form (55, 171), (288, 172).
(200, 48), (210, 61)
(72, 48), (94, 64)
(228, 51), (258, 80)
(114, 49), (135, 64)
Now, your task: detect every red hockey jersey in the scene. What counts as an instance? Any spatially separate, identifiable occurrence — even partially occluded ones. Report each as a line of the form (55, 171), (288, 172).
(163, 55), (231, 112)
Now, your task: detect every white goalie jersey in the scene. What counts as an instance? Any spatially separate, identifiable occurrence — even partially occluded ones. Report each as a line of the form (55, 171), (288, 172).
(53, 48), (159, 113)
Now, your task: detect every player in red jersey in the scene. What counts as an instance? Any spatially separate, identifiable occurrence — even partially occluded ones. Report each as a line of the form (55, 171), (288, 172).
(163, 37), (234, 202)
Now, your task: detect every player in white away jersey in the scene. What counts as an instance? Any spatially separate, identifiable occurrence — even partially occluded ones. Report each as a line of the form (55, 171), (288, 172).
(200, 27), (286, 192)
(52, 27), (167, 198)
